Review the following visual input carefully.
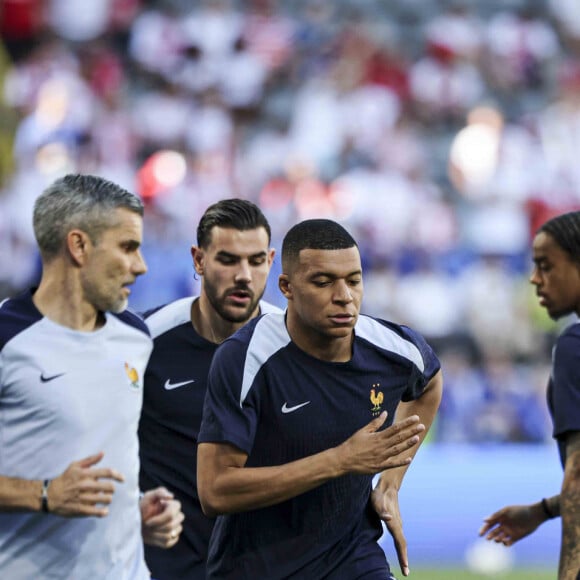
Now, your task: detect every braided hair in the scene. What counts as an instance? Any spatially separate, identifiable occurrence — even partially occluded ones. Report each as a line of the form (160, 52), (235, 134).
(538, 211), (580, 263)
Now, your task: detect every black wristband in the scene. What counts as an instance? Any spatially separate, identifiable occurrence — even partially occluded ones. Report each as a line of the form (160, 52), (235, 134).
(41, 479), (51, 513)
(541, 497), (556, 519)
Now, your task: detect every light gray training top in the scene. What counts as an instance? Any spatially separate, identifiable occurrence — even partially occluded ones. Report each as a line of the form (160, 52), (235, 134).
(0, 291), (153, 579)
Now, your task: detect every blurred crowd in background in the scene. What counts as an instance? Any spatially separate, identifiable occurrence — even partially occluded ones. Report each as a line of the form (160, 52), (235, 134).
(2, 0), (580, 445)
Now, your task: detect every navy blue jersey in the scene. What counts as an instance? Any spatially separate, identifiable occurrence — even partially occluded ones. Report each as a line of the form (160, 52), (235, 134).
(138, 297), (280, 580)
(199, 312), (440, 579)
(548, 322), (580, 467)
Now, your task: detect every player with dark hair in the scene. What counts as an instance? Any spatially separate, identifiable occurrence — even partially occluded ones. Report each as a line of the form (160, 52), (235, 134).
(138, 198), (279, 579)
(480, 210), (580, 579)
(195, 197), (272, 250)
(0, 174), (183, 578)
(198, 218), (443, 579)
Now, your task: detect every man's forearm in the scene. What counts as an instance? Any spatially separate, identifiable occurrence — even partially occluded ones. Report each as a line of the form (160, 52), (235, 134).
(559, 491), (580, 578)
(0, 476), (43, 512)
(377, 370), (443, 492)
(198, 444), (345, 516)
(198, 414), (424, 516)
(559, 449), (580, 579)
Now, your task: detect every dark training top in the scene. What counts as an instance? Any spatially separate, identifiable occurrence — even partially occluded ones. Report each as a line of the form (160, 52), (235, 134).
(548, 321), (580, 468)
(138, 297), (280, 580)
(199, 312), (440, 579)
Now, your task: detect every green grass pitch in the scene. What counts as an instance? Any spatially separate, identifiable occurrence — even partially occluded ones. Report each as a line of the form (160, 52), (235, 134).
(407, 568), (553, 580)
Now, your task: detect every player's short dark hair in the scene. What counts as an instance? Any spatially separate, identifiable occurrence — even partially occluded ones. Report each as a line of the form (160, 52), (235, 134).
(539, 211), (580, 263)
(281, 219), (357, 272)
(33, 173), (143, 261)
(196, 199), (271, 248)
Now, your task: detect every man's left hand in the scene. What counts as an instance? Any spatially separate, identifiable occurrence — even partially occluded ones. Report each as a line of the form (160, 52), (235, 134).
(140, 487), (184, 549)
(371, 486), (410, 577)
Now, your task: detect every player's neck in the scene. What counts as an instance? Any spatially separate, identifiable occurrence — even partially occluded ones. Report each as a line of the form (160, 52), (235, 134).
(286, 319), (354, 363)
(33, 271), (103, 332)
(191, 297), (245, 344)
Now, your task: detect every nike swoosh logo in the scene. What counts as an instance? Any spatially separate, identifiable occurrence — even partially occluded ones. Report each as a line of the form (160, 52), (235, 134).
(40, 373), (65, 383)
(164, 379), (195, 391)
(281, 401), (311, 414)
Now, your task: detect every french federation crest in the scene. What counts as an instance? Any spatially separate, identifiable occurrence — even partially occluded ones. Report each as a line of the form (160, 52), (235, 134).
(370, 383), (384, 417)
(125, 362), (140, 389)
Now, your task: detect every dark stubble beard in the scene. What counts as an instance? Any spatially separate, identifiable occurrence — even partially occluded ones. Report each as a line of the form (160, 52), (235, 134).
(203, 278), (264, 323)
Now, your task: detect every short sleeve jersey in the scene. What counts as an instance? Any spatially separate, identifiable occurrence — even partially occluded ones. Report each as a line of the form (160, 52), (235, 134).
(198, 312), (440, 579)
(547, 321), (580, 467)
(138, 297), (281, 580)
(0, 291), (152, 579)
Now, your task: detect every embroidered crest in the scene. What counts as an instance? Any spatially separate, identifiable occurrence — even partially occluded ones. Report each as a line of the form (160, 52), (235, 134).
(370, 383), (384, 416)
(125, 362), (140, 389)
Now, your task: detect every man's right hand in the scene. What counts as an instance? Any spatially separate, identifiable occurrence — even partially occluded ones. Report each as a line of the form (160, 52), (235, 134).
(47, 452), (125, 517)
(336, 412), (425, 474)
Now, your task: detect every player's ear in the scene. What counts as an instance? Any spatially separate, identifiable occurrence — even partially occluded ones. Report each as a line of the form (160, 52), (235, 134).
(67, 229), (90, 266)
(279, 273), (292, 299)
(191, 245), (205, 275)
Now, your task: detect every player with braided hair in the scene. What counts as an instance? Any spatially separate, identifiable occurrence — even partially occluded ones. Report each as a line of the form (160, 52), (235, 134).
(480, 210), (580, 580)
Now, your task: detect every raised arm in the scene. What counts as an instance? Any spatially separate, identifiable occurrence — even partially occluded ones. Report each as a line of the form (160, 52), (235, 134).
(197, 412), (425, 517)
(0, 452), (124, 517)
